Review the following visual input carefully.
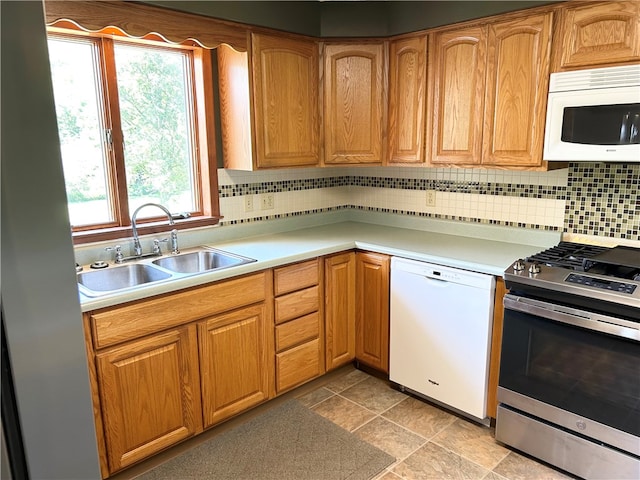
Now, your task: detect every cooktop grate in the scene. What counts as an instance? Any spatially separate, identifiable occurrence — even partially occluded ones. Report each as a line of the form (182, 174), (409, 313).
(525, 242), (610, 270)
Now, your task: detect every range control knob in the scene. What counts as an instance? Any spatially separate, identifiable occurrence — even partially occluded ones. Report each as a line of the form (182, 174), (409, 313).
(528, 262), (541, 275)
(513, 259), (526, 271)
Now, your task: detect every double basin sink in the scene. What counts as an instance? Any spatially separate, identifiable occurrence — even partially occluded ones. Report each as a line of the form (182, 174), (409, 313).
(77, 247), (256, 297)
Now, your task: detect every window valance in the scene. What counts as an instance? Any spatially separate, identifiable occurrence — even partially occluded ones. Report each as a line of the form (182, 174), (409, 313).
(44, 0), (248, 51)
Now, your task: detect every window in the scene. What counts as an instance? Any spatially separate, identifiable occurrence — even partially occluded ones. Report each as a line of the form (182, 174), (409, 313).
(47, 29), (219, 243)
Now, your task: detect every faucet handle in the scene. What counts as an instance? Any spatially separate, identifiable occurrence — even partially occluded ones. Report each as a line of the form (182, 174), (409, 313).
(153, 238), (169, 255)
(105, 245), (124, 264)
(170, 229), (180, 255)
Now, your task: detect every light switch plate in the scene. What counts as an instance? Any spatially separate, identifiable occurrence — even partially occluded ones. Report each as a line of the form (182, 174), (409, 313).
(261, 193), (274, 210)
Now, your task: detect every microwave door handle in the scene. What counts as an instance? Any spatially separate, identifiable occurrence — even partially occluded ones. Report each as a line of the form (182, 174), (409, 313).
(503, 294), (640, 341)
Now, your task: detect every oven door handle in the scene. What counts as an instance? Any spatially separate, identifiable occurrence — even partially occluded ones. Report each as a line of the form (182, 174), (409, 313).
(503, 294), (640, 341)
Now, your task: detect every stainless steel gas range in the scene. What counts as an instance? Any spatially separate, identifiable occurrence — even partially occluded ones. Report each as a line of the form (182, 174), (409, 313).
(496, 242), (640, 480)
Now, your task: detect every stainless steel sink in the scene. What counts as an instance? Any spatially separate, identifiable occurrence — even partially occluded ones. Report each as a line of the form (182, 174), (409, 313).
(152, 248), (255, 274)
(77, 247), (256, 297)
(78, 263), (172, 296)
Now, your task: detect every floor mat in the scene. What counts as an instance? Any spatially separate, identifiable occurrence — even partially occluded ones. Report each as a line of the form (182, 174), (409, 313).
(135, 399), (395, 480)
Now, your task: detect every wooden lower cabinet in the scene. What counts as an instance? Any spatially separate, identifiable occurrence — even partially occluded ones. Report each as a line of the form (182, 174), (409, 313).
(96, 325), (202, 472)
(355, 251), (390, 373)
(85, 271), (271, 477)
(487, 277), (507, 419)
(276, 336), (323, 392)
(198, 303), (273, 427)
(324, 252), (356, 370)
(85, 253), (512, 478)
(273, 259), (324, 393)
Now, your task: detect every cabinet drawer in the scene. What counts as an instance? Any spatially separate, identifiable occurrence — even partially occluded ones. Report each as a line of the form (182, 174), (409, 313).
(274, 259), (319, 296)
(91, 272), (268, 349)
(275, 312), (320, 352)
(274, 285), (319, 324)
(275, 338), (323, 393)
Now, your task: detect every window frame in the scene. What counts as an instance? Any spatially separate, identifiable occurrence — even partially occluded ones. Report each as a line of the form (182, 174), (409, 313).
(47, 25), (221, 245)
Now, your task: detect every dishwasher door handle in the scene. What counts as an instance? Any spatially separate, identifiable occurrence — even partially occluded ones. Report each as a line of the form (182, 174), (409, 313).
(421, 275), (451, 285)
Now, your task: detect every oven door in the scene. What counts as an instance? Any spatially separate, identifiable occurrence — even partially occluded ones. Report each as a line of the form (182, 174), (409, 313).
(498, 294), (640, 456)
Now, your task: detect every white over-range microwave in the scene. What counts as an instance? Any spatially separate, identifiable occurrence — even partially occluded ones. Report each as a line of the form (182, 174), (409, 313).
(543, 64), (640, 162)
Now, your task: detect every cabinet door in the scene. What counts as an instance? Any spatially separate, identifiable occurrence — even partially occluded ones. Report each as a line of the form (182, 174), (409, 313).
(387, 35), (428, 165)
(252, 33), (320, 168)
(430, 26), (487, 165)
(323, 43), (387, 165)
(217, 44), (253, 170)
(555, 1), (640, 70)
(324, 252), (356, 370)
(355, 252), (390, 373)
(198, 304), (273, 427)
(482, 12), (552, 167)
(218, 34), (319, 170)
(96, 326), (202, 472)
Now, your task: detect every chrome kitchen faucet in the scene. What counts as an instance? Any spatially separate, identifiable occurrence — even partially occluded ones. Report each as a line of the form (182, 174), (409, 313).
(130, 202), (180, 258)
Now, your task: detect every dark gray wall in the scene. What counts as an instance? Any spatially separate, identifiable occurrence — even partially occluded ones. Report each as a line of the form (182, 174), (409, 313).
(146, 1), (323, 35)
(1, 2), (101, 478)
(319, 1), (559, 37)
(383, 1), (561, 36)
(145, 1), (561, 37)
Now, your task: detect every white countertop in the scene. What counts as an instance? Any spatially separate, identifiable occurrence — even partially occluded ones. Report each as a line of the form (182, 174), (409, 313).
(78, 220), (561, 311)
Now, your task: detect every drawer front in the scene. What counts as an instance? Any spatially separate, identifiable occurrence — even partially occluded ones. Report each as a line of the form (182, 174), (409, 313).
(275, 312), (320, 352)
(274, 259), (319, 296)
(275, 338), (323, 393)
(274, 285), (320, 324)
(91, 272), (268, 349)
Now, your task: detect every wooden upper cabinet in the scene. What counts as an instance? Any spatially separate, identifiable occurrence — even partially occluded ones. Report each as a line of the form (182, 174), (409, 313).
(218, 33), (320, 170)
(252, 33), (320, 167)
(323, 43), (387, 165)
(387, 35), (428, 165)
(554, 1), (640, 71)
(482, 12), (553, 167)
(430, 26), (487, 165)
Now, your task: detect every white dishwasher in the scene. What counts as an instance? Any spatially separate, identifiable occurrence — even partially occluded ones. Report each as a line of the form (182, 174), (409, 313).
(389, 256), (495, 422)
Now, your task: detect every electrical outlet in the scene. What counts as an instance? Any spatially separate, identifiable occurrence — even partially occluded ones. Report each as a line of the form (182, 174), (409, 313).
(426, 190), (437, 207)
(244, 196), (254, 212)
(261, 193), (274, 210)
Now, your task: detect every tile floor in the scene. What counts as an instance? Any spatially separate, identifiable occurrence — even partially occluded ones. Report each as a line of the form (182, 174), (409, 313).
(118, 365), (576, 480)
(295, 367), (575, 480)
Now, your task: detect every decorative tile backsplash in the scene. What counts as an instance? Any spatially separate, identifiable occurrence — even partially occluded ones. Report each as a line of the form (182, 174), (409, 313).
(565, 163), (639, 240)
(218, 163), (639, 242)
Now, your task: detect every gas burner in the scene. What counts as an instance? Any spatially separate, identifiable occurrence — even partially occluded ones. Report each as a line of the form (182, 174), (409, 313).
(524, 241), (609, 270)
(505, 242), (640, 315)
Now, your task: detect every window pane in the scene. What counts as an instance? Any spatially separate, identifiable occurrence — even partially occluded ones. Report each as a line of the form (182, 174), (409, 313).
(48, 37), (113, 226)
(113, 43), (197, 218)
